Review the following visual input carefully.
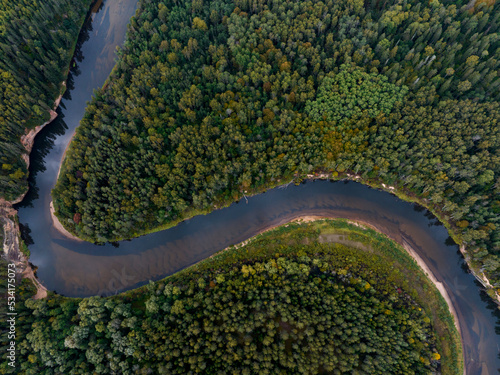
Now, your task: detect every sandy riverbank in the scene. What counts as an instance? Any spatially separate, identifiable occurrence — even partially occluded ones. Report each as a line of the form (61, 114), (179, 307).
(45, 186), (463, 334)
(218, 216), (462, 335)
(208, 215), (329, 259)
(49, 201), (83, 242)
(56, 135), (73, 180)
(343, 218), (462, 334)
(22, 263), (48, 299)
(399, 238), (461, 332)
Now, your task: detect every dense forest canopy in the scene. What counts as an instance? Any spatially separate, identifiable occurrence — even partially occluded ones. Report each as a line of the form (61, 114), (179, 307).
(53, 0), (500, 286)
(0, 221), (461, 374)
(0, 0), (92, 201)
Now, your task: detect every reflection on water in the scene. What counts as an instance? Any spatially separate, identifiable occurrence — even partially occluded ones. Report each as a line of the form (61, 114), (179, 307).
(18, 2), (94, 209)
(19, 108), (68, 207)
(14, 0), (500, 373)
(18, 223), (34, 246)
(23, 179), (500, 373)
(32, 182), (472, 296)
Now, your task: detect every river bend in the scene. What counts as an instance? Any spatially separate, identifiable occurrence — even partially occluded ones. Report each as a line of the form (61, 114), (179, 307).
(16, 0), (500, 373)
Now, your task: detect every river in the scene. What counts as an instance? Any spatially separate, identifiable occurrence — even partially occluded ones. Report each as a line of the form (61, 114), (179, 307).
(15, 0), (500, 373)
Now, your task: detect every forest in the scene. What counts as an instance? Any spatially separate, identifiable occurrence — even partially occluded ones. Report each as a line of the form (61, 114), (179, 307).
(0, 0), (92, 201)
(53, 0), (500, 288)
(0, 221), (462, 374)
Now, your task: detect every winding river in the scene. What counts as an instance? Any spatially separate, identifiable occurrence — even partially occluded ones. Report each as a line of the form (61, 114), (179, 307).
(15, 0), (500, 373)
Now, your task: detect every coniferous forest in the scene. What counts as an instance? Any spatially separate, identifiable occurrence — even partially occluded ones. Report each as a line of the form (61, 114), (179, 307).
(0, 0), (92, 201)
(0, 221), (462, 374)
(53, 0), (500, 287)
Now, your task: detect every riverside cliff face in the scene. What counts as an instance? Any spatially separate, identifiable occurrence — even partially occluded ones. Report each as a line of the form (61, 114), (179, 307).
(19, 110), (58, 164)
(0, 91), (64, 300)
(0, 199), (47, 299)
(12, 92), (63, 205)
(0, 201), (21, 262)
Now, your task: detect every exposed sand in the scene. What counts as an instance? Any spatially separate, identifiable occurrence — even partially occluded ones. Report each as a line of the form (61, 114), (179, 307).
(44, 193), (464, 334)
(292, 215), (326, 223)
(22, 264), (48, 300)
(222, 216), (462, 334)
(56, 135), (73, 180)
(49, 201), (83, 242)
(341, 218), (462, 333)
(400, 238), (461, 333)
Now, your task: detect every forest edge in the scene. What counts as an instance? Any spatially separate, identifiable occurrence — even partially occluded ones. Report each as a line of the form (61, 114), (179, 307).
(0, 89), (64, 301)
(0, 0), (493, 370)
(174, 217), (464, 374)
(212, 215), (462, 335)
(0, 1), (96, 300)
(52, 164), (500, 307)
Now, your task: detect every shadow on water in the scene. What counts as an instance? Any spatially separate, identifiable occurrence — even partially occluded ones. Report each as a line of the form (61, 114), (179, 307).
(19, 223), (34, 246)
(446, 235), (458, 247)
(479, 288), (500, 336)
(15, 9), (94, 210)
(413, 204), (444, 228)
(413, 204), (425, 213)
(16, 109), (68, 208)
(63, 7), (93, 100)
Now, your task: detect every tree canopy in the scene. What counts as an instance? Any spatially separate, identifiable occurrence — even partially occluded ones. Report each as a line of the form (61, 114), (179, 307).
(0, 0), (91, 200)
(305, 64), (408, 122)
(53, 0), (500, 286)
(0, 221), (461, 374)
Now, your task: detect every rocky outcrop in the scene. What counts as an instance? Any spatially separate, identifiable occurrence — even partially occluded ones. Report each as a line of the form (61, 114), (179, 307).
(0, 201), (21, 263)
(11, 89), (64, 205)
(0, 199), (47, 299)
(1, 88), (66, 298)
